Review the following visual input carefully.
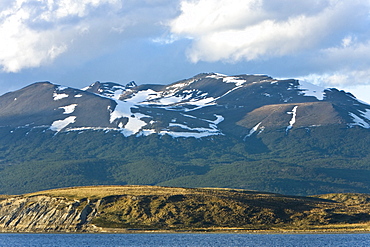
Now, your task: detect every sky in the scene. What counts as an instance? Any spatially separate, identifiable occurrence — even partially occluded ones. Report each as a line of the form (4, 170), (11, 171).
(1, 0), (370, 103)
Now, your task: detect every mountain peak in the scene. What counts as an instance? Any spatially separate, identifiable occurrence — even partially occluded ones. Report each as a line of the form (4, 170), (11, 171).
(1, 73), (370, 138)
(3, 74), (370, 196)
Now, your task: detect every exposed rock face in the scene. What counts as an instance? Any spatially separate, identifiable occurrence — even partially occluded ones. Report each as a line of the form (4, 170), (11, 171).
(0, 195), (99, 232)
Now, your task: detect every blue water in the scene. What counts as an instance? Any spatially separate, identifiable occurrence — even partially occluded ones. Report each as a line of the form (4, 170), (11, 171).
(0, 233), (369, 247)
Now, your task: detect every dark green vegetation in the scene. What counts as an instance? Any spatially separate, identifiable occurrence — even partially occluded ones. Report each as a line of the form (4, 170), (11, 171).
(24, 186), (370, 232)
(1, 123), (370, 195)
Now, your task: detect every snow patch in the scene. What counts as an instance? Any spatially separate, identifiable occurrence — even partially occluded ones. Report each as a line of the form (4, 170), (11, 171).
(59, 104), (77, 114)
(184, 97), (217, 111)
(206, 74), (246, 86)
(245, 122), (262, 139)
(359, 109), (370, 121)
(50, 116), (76, 132)
(298, 81), (325, 100)
(181, 113), (198, 119)
(141, 89), (214, 111)
(169, 123), (219, 133)
(67, 127), (116, 132)
(74, 94), (83, 98)
(136, 129), (156, 137)
(110, 87), (126, 100)
(180, 114), (224, 128)
(166, 82), (190, 90)
(53, 92), (69, 100)
(158, 94), (193, 105)
(164, 78), (198, 94)
(165, 114), (223, 138)
(210, 114), (224, 125)
(159, 130), (223, 138)
(152, 89), (228, 113)
(110, 90), (155, 136)
(349, 112), (370, 128)
(219, 87), (240, 98)
(223, 77), (247, 86)
(286, 106), (298, 132)
(57, 86), (68, 91)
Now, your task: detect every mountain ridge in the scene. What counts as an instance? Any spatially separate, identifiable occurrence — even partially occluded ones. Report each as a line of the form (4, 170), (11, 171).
(1, 73), (370, 138)
(1, 73), (370, 195)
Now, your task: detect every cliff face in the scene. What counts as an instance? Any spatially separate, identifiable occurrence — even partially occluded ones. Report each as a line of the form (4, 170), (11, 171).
(0, 195), (100, 232)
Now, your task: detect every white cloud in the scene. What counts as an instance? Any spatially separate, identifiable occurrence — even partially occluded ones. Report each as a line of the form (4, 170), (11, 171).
(296, 38), (370, 88)
(38, 0), (122, 20)
(183, 15), (327, 62)
(300, 69), (370, 87)
(152, 34), (179, 45)
(167, 0), (370, 95)
(170, 0), (265, 36)
(169, 0), (370, 67)
(320, 40), (370, 70)
(298, 70), (370, 103)
(341, 36), (355, 48)
(0, 0), (177, 72)
(3, 0), (370, 94)
(0, 0), (122, 72)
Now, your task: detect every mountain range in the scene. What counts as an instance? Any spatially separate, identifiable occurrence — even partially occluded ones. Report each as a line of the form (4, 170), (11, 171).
(1, 73), (370, 195)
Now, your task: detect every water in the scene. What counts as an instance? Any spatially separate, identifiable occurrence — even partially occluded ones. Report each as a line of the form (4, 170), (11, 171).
(0, 233), (369, 247)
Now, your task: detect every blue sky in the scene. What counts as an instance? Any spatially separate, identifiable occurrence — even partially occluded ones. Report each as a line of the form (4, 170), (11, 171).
(2, 0), (370, 102)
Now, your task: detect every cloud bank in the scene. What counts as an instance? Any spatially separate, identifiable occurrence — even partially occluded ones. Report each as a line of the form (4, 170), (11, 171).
(169, 0), (370, 86)
(0, 0), (176, 72)
(2, 0), (370, 89)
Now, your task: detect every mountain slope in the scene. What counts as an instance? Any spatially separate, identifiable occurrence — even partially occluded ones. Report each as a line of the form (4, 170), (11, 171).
(1, 73), (370, 195)
(2, 73), (370, 137)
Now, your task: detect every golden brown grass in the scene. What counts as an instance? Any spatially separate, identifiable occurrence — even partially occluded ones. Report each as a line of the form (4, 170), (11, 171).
(25, 185), (245, 200)
(25, 185), (279, 200)
(17, 185), (370, 233)
(0, 195), (15, 201)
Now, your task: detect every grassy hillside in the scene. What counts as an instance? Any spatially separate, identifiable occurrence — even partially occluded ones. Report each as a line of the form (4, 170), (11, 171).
(20, 185), (370, 232)
(1, 125), (370, 195)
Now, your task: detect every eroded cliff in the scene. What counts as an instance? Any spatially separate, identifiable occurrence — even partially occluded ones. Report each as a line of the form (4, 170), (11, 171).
(0, 195), (100, 232)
